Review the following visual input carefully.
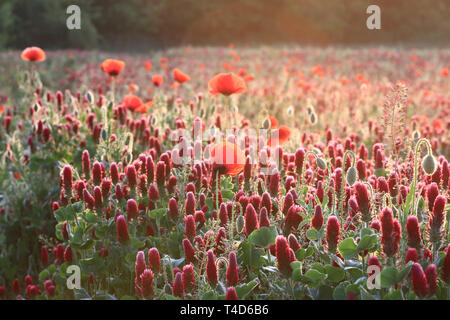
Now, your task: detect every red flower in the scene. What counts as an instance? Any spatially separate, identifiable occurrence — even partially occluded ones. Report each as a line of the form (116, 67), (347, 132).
(172, 272), (184, 298)
(284, 205), (303, 235)
(411, 263), (428, 298)
(225, 287), (239, 300)
(312, 204), (324, 230)
(182, 264), (195, 292)
(244, 203), (259, 236)
(116, 215), (130, 244)
(182, 238), (197, 264)
(380, 207), (401, 258)
(268, 125), (292, 147)
(276, 236), (292, 277)
(208, 73), (246, 96)
(152, 75), (164, 87)
(354, 182), (371, 221)
(123, 95), (143, 111)
(441, 245), (450, 284)
(12, 278), (20, 295)
(169, 198), (179, 220)
(184, 215), (196, 240)
(126, 199), (139, 221)
(326, 216), (340, 253)
(425, 264), (437, 296)
(405, 248), (418, 264)
(259, 207), (271, 227)
(148, 248), (161, 273)
(173, 68), (191, 83)
(101, 59), (125, 76)
(428, 195), (446, 244)
(206, 250), (218, 286)
(185, 192), (196, 216)
(41, 246), (49, 267)
(64, 245), (73, 262)
(139, 269), (154, 298)
(406, 216), (422, 252)
(226, 252), (239, 286)
(211, 142), (245, 177)
(135, 251), (147, 280)
(21, 47), (46, 62)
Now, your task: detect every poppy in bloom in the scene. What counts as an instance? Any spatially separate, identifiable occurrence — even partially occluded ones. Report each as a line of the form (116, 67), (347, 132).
(269, 116), (279, 129)
(208, 73), (246, 96)
(173, 68), (191, 83)
(268, 125), (291, 147)
(152, 75), (164, 87)
(144, 61), (152, 71)
(101, 59), (125, 77)
(21, 47), (46, 62)
(134, 100), (153, 113)
(211, 142), (245, 177)
(123, 95), (143, 111)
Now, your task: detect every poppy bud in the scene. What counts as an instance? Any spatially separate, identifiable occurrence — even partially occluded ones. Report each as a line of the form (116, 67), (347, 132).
(236, 215), (245, 234)
(422, 154), (436, 175)
(148, 248), (161, 273)
(206, 250), (218, 286)
(116, 215), (130, 244)
(326, 216), (340, 253)
(346, 166), (358, 186)
(276, 236), (292, 277)
(226, 252), (239, 286)
(184, 215), (196, 240)
(316, 157), (327, 170)
(225, 287), (239, 300)
(182, 238), (196, 264)
(411, 263), (428, 298)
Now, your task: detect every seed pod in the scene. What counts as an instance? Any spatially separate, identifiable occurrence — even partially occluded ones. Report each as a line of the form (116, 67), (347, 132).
(236, 215), (245, 234)
(309, 112), (317, 125)
(151, 116), (157, 126)
(262, 118), (271, 130)
(316, 157), (327, 170)
(346, 166), (358, 186)
(412, 130), (420, 140)
(307, 105), (314, 115)
(422, 154), (437, 175)
(101, 128), (108, 141)
(287, 105), (294, 115)
(86, 91), (94, 104)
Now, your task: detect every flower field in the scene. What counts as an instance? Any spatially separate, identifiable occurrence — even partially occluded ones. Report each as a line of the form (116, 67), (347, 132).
(0, 46), (449, 300)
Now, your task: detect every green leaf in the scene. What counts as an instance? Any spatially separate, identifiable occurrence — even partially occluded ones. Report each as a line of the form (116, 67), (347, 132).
(248, 226), (277, 247)
(397, 261), (413, 282)
(304, 269), (326, 281)
(306, 228), (318, 241)
(357, 234), (377, 252)
(338, 237), (358, 259)
(325, 265), (345, 282)
(149, 208), (166, 219)
(380, 266), (398, 288)
(333, 282), (349, 300)
(235, 279), (259, 299)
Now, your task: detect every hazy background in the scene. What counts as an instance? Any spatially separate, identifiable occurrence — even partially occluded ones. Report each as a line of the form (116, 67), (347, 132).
(0, 0), (449, 50)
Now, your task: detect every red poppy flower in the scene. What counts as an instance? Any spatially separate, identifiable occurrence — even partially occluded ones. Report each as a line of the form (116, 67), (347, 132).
(173, 68), (191, 83)
(268, 125), (291, 147)
(134, 100), (153, 113)
(244, 74), (254, 82)
(208, 73), (246, 96)
(123, 95), (143, 111)
(269, 116), (279, 128)
(101, 59), (125, 77)
(144, 61), (152, 71)
(211, 142), (245, 177)
(152, 75), (164, 87)
(21, 47), (46, 62)
(441, 68), (448, 77)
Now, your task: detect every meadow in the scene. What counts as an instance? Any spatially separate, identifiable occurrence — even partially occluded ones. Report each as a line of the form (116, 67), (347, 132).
(0, 45), (449, 300)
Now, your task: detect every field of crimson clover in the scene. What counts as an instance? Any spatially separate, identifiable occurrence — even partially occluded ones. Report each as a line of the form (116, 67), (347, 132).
(0, 46), (449, 300)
